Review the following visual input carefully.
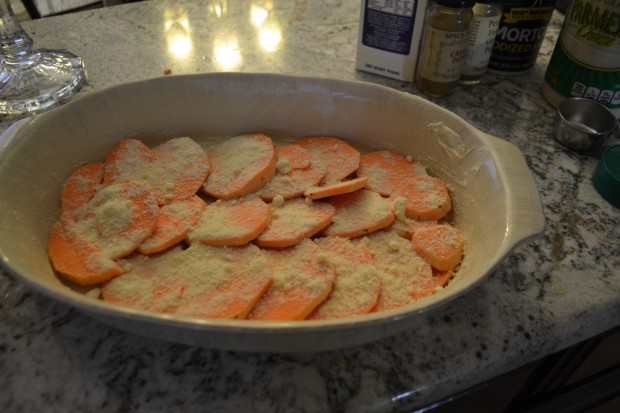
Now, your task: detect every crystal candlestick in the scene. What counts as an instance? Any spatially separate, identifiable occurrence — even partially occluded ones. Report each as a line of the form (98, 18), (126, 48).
(0, 0), (86, 116)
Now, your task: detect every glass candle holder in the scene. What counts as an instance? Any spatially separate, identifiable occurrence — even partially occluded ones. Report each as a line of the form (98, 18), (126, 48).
(0, 0), (86, 116)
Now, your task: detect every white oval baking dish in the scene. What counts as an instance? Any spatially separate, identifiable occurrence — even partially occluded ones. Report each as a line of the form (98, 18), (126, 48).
(0, 73), (545, 352)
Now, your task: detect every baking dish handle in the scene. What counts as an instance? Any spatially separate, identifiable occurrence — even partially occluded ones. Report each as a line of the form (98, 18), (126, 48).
(485, 133), (546, 248)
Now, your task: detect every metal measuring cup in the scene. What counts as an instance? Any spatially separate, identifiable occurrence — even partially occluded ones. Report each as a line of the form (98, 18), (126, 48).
(553, 97), (617, 152)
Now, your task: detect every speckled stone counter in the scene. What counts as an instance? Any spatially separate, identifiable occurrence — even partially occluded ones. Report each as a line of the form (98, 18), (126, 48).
(1, 1), (619, 412)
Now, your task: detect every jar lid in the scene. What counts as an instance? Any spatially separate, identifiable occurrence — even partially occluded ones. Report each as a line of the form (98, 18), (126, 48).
(592, 144), (620, 208)
(434, 0), (476, 8)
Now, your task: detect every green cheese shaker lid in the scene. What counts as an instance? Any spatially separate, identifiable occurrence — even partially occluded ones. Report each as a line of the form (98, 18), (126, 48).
(592, 144), (620, 208)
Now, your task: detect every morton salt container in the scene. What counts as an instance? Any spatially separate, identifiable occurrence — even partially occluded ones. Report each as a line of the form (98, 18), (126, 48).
(542, 0), (620, 118)
(487, 0), (556, 74)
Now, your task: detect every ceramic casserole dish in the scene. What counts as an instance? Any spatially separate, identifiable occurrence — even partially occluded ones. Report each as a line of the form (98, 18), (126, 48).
(0, 73), (545, 352)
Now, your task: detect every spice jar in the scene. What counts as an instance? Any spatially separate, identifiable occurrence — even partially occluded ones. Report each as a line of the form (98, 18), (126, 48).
(416, 0), (475, 97)
(460, 0), (503, 84)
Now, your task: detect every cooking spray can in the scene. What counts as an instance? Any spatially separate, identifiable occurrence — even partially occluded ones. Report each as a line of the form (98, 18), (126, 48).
(542, 0), (620, 118)
(487, 0), (556, 74)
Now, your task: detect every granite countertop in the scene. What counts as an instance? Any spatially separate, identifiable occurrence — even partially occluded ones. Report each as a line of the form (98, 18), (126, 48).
(1, 1), (619, 411)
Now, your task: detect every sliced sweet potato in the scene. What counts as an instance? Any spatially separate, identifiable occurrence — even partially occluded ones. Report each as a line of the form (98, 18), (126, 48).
(294, 136), (360, 184)
(188, 195), (271, 247)
(53, 134), (463, 317)
(150, 136), (211, 204)
(61, 162), (104, 216)
(103, 137), (210, 205)
(103, 139), (154, 186)
(356, 150), (427, 196)
(390, 196), (438, 239)
(390, 175), (452, 221)
(49, 181), (159, 285)
(247, 239), (335, 320)
(361, 229), (434, 311)
(202, 133), (276, 199)
(254, 198), (335, 248)
(432, 267), (454, 288)
(48, 219), (123, 286)
(102, 242), (273, 319)
(274, 143), (313, 172)
(322, 189), (394, 238)
(304, 177), (368, 200)
(411, 224), (465, 271)
(85, 181), (160, 258)
(138, 195), (206, 254)
(255, 144), (326, 202)
(308, 236), (380, 320)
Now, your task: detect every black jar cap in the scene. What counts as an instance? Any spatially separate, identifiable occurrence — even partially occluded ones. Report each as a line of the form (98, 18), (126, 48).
(434, 0), (476, 8)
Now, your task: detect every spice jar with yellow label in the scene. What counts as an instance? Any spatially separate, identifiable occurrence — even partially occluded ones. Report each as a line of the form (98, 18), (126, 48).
(416, 0), (476, 96)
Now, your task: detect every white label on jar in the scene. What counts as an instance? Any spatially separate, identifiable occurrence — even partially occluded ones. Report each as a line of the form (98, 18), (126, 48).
(368, 0), (415, 17)
(462, 14), (502, 77)
(362, 0), (418, 55)
(418, 27), (469, 82)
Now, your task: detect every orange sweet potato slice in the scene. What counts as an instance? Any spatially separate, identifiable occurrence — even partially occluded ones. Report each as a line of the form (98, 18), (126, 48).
(83, 181), (160, 258)
(254, 198), (335, 248)
(294, 136), (360, 184)
(103, 139), (154, 186)
(390, 196), (438, 239)
(138, 195), (206, 254)
(61, 162), (104, 217)
(391, 217), (438, 240)
(102, 242), (273, 319)
(188, 195), (271, 247)
(391, 175), (452, 221)
(361, 229), (434, 311)
(202, 133), (276, 199)
(150, 137), (211, 204)
(275, 143), (313, 171)
(103, 137), (210, 205)
(432, 267), (454, 288)
(255, 144), (326, 202)
(49, 181), (159, 285)
(411, 224), (465, 271)
(303, 176), (368, 200)
(308, 236), (380, 320)
(101, 248), (187, 315)
(322, 189), (395, 238)
(356, 150), (427, 196)
(48, 219), (123, 286)
(247, 239), (335, 320)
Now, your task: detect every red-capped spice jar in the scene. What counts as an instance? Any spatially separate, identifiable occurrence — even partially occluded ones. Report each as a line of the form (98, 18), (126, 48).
(416, 0), (476, 96)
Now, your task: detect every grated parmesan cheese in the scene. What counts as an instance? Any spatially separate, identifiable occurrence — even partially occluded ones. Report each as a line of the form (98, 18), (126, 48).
(276, 157), (292, 175)
(248, 239), (335, 320)
(361, 229), (434, 310)
(51, 134), (464, 321)
(102, 243), (272, 319)
(309, 237), (380, 320)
